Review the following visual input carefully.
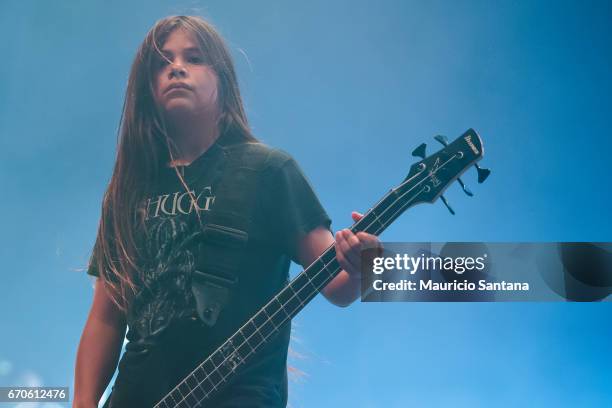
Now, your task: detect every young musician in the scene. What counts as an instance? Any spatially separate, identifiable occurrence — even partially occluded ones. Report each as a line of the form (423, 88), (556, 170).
(73, 15), (379, 408)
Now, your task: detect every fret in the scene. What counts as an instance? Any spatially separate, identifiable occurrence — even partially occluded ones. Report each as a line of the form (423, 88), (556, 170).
(193, 366), (206, 383)
(253, 309), (277, 338)
(236, 321), (254, 344)
(185, 375), (204, 405)
(309, 265), (330, 288)
(298, 271), (319, 292)
(366, 210), (385, 234)
(384, 202), (399, 229)
(218, 340), (241, 372)
(351, 216), (366, 234)
(320, 248), (336, 264)
(174, 390), (187, 406)
(261, 305), (284, 332)
(185, 374), (198, 390)
(210, 351), (224, 367)
(276, 288), (301, 316)
(201, 358), (214, 372)
(294, 280), (320, 310)
(312, 260), (339, 288)
(262, 302), (276, 318)
(183, 384), (200, 407)
(233, 329), (257, 352)
(360, 195), (396, 234)
(236, 338), (252, 355)
(167, 389), (180, 406)
(232, 335), (255, 356)
(321, 261), (337, 279)
(201, 359), (217, 382)
(251, 310), (266, 329)
(188, 385), (206, 405)
(236, 339), (250, 360)
(276, 287), (291, 305)
(374, 219), (387, 235)
(171, 388), (187, 408)
(204, 361), (223, 390)
(215, 357), (233, 379)
(245, 319), (266, 343)
(205, 354), (228, 387)
(287, 284), (306, 306)
(178, 382), (190, 400)
(290, 273), (311, 294)
(274, 296), (291, 319)
(173, 397), (186, 408)
(383, 199), (406, 229)
(260, 307), (278, 332)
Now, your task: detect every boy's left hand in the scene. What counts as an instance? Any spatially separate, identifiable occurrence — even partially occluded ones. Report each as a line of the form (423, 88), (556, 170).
(334, 211), (381, 281)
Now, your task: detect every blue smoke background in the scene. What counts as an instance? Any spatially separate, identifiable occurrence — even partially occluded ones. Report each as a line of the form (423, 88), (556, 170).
(1, 1), (611, 407)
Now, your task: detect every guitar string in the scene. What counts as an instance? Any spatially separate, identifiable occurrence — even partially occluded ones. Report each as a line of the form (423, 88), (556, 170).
(164, 153), (461, 408)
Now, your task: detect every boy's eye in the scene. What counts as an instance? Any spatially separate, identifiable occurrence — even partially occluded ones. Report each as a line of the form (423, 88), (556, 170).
(154, 57), (171, 69)
(188, 55), (204, 63)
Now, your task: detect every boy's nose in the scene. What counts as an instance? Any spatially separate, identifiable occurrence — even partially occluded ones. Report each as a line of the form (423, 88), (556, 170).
(170, 64), (187, 78)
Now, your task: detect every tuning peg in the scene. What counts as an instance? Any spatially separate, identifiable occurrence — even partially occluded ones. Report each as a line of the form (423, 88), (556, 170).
(474, 164), (491, 183)
(434, 134), (449, 146)
(456, 178), (474, 196)
(440, 195), (455, 215)
(411, 143), (427, 159)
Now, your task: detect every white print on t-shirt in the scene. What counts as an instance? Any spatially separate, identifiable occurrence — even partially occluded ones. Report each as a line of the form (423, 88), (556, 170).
(144, 186), (216, 220)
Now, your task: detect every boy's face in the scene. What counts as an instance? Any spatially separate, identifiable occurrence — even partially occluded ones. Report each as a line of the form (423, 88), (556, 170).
(153, 28), (220, 121)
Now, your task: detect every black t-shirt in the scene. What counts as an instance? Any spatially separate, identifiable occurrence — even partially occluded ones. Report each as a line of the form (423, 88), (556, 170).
(88, 138), (332, 407)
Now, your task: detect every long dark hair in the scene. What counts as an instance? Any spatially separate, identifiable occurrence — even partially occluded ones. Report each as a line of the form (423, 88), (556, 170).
(90, 15), (257, 311)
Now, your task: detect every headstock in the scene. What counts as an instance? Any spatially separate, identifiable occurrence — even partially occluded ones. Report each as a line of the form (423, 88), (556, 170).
(400, 128), (490, 214)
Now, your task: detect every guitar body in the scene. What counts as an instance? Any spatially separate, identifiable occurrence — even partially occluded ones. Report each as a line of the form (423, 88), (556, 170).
(103, 345), (170, 407)
(104, 319), (215, 408)
(103, 317), (287, 408)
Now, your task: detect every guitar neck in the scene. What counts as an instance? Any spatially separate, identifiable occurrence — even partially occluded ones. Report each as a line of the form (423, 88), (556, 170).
(155, 128), (485, 407)
(155, 185), (422, 408)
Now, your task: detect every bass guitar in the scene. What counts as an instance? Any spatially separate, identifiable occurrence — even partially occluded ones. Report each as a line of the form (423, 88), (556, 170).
(119, 128), (490, 408)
